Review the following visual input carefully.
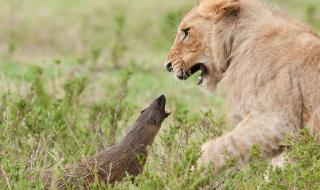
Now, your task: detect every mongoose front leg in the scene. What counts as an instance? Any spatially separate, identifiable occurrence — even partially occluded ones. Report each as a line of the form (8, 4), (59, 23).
(198, 114), (299, 168)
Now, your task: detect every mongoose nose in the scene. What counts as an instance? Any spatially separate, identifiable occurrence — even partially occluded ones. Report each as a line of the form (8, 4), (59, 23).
(154, 95), (166, 109)
(165, 62), (173, 72)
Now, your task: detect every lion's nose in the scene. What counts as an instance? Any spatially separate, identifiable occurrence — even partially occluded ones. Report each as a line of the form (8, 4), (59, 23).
(165, 61), (173, 72)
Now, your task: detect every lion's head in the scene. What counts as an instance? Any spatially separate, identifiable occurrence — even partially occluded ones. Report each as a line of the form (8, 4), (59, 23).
(165, 0), (241, 92)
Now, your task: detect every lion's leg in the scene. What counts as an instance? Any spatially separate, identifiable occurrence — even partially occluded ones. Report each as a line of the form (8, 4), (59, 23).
(198, 114), (299, 168)
(309, 109), (320, 137)
(271, 152), (286, 168)
(270, 110), (320, 169)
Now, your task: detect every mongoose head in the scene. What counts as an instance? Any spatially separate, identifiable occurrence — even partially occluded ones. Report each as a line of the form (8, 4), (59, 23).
(139, 94), (170, 125)
(123, 94), (170, 147)
(129, 95), (170, 141)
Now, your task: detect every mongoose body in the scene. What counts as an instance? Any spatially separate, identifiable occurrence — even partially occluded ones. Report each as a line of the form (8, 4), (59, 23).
(42, 95), (170, 189)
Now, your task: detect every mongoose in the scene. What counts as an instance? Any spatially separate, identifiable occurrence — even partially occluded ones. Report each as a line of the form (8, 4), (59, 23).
(42, 95), (170, 189)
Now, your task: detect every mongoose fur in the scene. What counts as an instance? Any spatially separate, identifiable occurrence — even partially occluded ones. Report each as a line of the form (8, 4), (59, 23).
(42, 95), (170, 189)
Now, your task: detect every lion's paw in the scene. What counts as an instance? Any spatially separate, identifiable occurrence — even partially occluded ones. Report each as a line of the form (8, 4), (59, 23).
(197, 140), (215, 168)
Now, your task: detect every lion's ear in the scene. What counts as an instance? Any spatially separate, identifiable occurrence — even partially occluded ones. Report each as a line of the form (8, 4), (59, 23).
(198, 0), (240, 20)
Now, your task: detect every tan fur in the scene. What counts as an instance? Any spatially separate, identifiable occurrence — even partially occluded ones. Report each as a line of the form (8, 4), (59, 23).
(166, 0), (320, 168)
(309, 109), (320, 136)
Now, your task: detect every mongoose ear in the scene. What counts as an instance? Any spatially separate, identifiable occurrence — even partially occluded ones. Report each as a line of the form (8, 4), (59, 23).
(198, 0), (240, 20)
(140, 109), (146, 114)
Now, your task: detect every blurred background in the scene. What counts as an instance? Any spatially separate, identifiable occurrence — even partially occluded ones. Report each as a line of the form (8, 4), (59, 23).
(0, 0), (319, 111)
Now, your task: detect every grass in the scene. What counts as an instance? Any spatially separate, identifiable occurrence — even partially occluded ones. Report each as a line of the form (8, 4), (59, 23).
(0, 0), (319, 189)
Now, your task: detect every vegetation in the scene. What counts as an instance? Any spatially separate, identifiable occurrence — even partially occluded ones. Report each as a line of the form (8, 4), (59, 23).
(0, 0), (319, 189)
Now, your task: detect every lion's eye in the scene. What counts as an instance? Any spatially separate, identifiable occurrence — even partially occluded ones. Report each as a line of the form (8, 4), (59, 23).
(182, 28), (190, 40)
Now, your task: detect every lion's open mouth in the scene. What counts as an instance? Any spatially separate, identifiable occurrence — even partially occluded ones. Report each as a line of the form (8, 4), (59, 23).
(177, 63), (208, 85)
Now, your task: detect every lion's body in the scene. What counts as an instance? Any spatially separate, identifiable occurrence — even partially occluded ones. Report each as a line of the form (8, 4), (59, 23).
(165, 0), (320, 167)
(223, 6), (320, 127)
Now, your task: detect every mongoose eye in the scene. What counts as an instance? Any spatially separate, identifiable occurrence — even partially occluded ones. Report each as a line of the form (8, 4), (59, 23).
(151, 119), (157, 125)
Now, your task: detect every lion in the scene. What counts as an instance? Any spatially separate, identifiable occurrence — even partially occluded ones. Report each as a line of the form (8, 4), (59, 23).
(165, 0), (320, 168)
